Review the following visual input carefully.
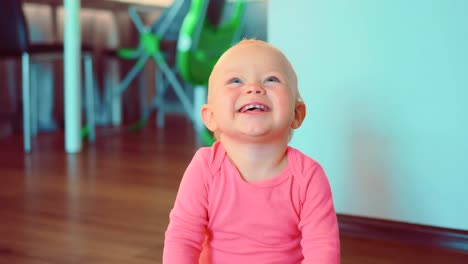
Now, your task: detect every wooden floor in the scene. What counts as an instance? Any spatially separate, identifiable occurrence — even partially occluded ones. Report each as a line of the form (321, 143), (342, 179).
(0, 116), (467, 263)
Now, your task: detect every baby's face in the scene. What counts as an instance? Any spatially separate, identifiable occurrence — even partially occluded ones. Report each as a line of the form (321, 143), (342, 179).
(202, 41), (303, 142)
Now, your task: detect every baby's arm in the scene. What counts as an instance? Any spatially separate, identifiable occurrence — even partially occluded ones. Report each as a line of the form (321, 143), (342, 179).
(163, 150), (209, 263)
(300, 164), (340, 263)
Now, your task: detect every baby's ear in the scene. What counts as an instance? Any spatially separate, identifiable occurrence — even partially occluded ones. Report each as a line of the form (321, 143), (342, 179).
(291, 102), (306, 129)
(201, 104), (218, 132)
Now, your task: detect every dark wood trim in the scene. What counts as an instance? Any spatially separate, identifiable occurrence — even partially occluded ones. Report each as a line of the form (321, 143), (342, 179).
(338, 214), (468, 253)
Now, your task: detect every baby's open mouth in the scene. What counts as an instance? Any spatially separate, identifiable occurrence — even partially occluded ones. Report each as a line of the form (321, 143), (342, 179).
(238, 104), (271, 113)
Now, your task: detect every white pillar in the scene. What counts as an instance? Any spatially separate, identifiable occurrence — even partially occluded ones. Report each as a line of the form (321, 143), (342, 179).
(64, 0), (82, 153)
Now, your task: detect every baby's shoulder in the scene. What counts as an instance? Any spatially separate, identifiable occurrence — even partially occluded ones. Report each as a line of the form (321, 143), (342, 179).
(287, 146), (324, 181)
(192, 141), (226, 175)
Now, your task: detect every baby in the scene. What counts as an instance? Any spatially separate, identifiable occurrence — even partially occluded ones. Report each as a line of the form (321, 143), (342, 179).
(163, 39), (340, 263)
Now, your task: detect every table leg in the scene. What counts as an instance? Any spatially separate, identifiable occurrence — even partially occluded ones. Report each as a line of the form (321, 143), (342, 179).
(64, 0), (82, 153)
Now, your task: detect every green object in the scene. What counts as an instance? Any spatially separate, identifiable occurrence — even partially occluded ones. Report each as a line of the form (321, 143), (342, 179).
(141, 33), (161, 56)
(113, 1), (246, 145)
(129, 118), (149, 132)
(177, 0), (246, 85)
(80, 125), (89, 139)
(117, 48), (138, 59)
(200, 128), (216, 146)
(118, 33), (161, 60)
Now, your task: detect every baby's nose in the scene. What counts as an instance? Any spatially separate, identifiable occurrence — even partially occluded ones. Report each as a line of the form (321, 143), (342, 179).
(245, 84), (266, 95)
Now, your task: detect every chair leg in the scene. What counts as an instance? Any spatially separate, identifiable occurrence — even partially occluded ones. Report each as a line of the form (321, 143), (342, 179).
(138, 69), (148, 120)
(21, 53), (31, 153)
(151, 52), (194, 123)
(6, 60), (18, 116)
(103, 58), (122, 126)
(84, 54), (95, 142)
(30, 64), (38, 137)
(109, 59), (122, 126)
(115, 54), (150, 96)
(155, 68), (165, 128)
(105, 54), (150, 125)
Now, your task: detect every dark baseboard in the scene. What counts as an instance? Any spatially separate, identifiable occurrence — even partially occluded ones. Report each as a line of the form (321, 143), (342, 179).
(337, 214), (468, 253)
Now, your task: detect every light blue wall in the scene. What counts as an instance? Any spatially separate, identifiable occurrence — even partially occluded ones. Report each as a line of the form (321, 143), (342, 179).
(269, 0), (468, 230)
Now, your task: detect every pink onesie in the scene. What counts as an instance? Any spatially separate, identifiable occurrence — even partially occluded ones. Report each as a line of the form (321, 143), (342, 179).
(163, 141), (340, 263)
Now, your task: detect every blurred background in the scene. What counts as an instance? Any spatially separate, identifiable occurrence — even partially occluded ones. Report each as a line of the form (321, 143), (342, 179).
(0, 0), (267, 134)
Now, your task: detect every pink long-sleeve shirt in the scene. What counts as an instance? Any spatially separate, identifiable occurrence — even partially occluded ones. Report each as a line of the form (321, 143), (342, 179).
(163, 142), (340, 263)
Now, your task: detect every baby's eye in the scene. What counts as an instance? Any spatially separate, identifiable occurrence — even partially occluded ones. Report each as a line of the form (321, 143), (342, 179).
(265, 76), (280, 83)
(228, 78), (242, 84)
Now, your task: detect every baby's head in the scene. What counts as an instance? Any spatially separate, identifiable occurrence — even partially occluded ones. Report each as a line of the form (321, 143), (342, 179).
(201, 39), (306, 142)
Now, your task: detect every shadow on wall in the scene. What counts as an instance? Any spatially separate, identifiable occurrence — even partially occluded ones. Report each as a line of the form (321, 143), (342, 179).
(347, 102), (403, 220)
(350, 124), (393, 216)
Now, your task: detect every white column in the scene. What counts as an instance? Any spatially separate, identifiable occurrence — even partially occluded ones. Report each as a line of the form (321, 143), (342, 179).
(109, 13), (122, 126)
(64, 0), (82, 153)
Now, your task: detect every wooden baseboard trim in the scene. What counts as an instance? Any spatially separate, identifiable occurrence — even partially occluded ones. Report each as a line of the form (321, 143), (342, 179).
(337, 214), (468, 253)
